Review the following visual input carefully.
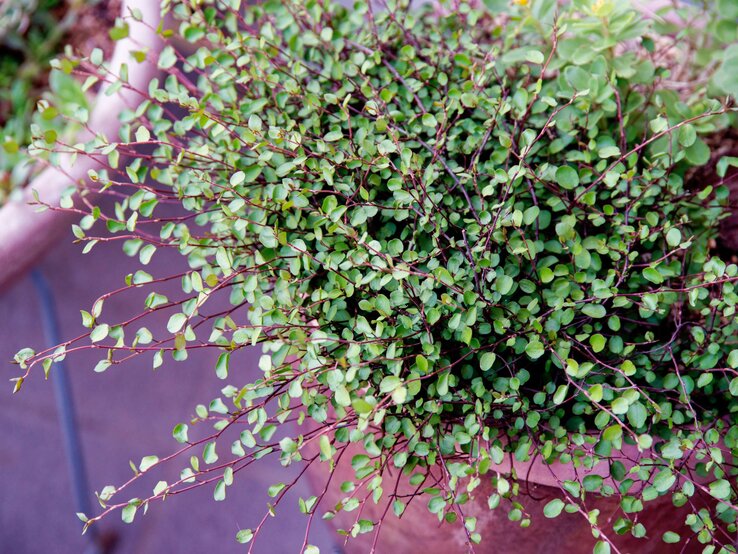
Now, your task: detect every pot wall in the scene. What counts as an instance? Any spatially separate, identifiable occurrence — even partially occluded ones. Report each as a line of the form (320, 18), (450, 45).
(303, 438), (725, 554)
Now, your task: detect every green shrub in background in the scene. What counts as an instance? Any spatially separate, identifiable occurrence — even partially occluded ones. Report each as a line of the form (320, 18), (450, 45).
(15, 0), (738, 551)
(0, 0), (89, 202)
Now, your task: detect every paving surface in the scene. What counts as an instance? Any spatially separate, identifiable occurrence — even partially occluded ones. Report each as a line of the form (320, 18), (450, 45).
(0, 232), (337, 554)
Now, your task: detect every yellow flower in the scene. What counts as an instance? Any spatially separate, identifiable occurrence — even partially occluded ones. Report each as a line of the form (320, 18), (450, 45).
(514, 0), (529, 6)
(590, 0), (614, 17)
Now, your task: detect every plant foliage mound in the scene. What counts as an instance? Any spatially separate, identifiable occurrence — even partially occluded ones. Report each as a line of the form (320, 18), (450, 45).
(14, 0), (738, 551)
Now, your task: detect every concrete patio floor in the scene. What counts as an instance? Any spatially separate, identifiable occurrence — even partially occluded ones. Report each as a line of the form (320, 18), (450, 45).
(0, 232), (337, 553)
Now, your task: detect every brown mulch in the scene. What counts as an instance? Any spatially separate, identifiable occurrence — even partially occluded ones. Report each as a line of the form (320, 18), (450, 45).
(67, 0), (122, 60)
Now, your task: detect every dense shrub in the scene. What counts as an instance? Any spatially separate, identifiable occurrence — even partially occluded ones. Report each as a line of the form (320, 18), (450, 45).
(15, 0), (738, 551)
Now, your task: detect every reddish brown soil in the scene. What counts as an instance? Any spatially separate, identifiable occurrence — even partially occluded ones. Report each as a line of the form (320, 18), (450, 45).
(66, 0), (122, 59)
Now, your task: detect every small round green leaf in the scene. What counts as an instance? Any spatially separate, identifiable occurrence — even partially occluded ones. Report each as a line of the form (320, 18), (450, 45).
(555, 166), (580, 190)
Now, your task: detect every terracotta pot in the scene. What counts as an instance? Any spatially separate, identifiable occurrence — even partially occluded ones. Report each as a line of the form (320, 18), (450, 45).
(0, 0), (164, 291)
(304, 434), (724, 554)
